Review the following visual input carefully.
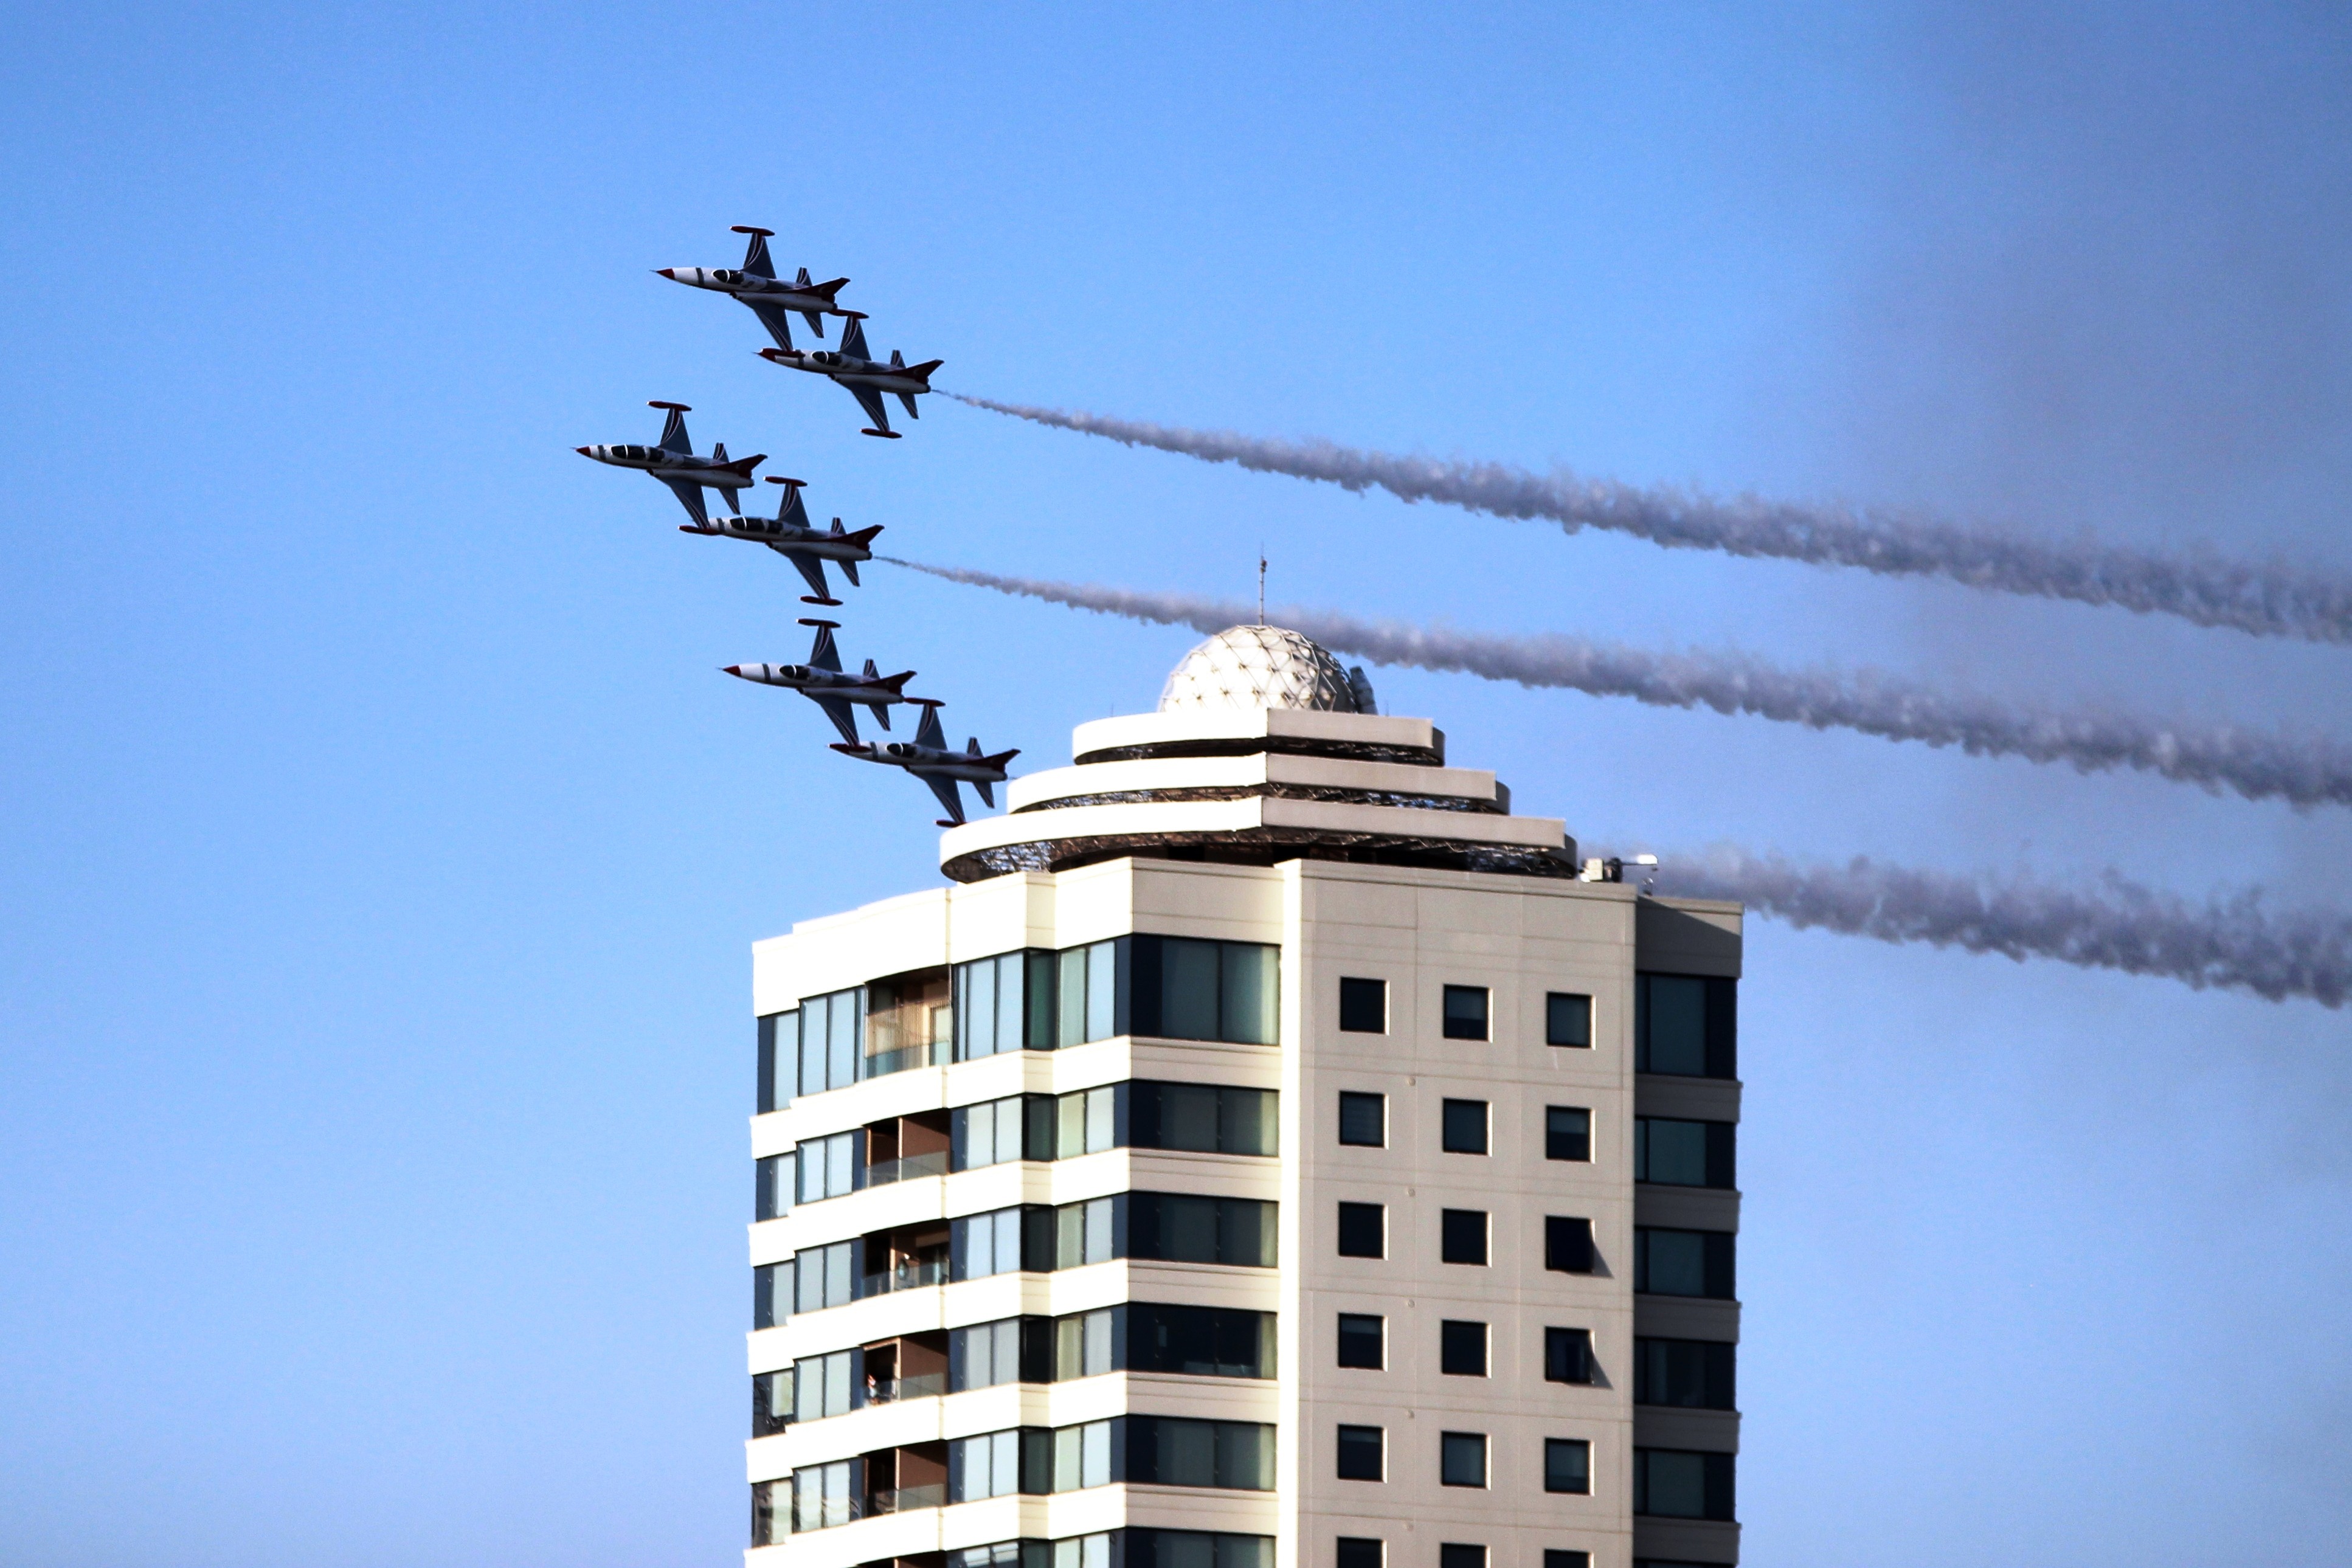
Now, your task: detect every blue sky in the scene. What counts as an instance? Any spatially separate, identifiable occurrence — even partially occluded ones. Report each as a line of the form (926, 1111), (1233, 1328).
(3, 4), (2350, 1564)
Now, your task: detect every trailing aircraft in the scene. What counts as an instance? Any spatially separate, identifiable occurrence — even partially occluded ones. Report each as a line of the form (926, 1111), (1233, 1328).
(758, 315), (941, 438)
(679, 476), (882, 606)
(831, 700), (1019, 826)
(656, 226), (852, 352)
(576, 401), (763, 525)
(722, 619), (917, 746)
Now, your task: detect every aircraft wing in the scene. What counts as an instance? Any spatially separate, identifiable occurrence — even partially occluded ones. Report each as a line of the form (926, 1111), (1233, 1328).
(741, 298), (798, 351)
(918, 771), (966, 825)
(774, 547), (831, 599)
(809, 693), (860, 745)
(847, 383), (892, 434)
(659, 475), (710, 525)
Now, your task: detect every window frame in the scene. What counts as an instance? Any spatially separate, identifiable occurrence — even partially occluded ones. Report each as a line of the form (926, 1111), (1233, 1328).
(1338, 976), (1388, 1034)
(1439, 1207), (1489, 1266)
(1440, 1098), (1490, 1156)
(1336, 1312), (1386, 1370)
(1439, 1431), (1489, 1488)
(1439, 1319), (1489, 1378)
(1337, 1091), (1386, 1148)
(1545, 1105), (1592, 1163)
(1336, 1201), (1386, 1260)
(1544, 992), (1592, 1049)
(1335, 1424), (1385, 1482)
(1441, 984), (1490, 1041)
(1543, 1437), (1592, 1495)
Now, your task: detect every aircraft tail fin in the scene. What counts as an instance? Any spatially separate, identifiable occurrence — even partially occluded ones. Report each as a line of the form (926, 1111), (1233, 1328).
(711, 441), (727, 462)
(904, 359), (944, 383)
(876, 669), (915, 695)
(842, 522), (883, 548)
(889, 349), (905, 369)
(719, 453), (764, 478)
(862, 658), (879, 679)
(839, 315), (871, 361)
(795, 266), (811, 286)
(735, 226), (777, 278)
(967, 737), (981, 755)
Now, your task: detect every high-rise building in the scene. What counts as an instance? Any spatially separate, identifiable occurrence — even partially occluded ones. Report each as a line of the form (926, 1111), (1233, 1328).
(747, 627), (1744, 1568)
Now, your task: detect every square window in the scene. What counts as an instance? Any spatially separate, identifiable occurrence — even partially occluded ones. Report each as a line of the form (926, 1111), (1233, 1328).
(1441, 986), (1490, 1041)
(1546, 1107), (1591, 1162)
(1441, 1208), (1488, 1265)
(1336, 1424), (1385, 1481)
(1546, 993), (1591, 1048)
(1439, 1431), (1487, 1488)
(1545, 1327), (1594, 1386)
(1337, 1201), (1386, 1259)
(1339, 977), (1388, 1034)
(1546, 1216), (1595, 1274)
(1439, 1549), (1486, 1568)
(1542, 1554), (1589, 1568)
(1544, 1438), (1591, 1494)
(1439, 1319), (1487, 1377)
(1441, 1098), (1489, 1155)
(1337, 1540), (1384, 1568)
(1338, 1091), (1386, 1148)
(1337, 1313), (1386, 1370)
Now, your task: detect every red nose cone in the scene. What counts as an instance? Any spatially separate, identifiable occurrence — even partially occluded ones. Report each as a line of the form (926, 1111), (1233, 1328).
(575, 446), (592, 455)
(722, 666), (742, 676)
(655, 268), (676, 278)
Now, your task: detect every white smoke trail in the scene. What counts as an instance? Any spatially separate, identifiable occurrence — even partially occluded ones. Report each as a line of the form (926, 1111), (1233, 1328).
(943, 393), (2352, 645)
(1646, 846), (2350, 1007)
(884, 557), (2352, 810)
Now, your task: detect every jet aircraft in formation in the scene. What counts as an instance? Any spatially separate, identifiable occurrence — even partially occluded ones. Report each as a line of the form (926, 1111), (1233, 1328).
(759, 315), (943, 439)
(657, 226), (853, 352)
(590, 224), (1010, 827)
(679, 476), (881, 606)
(576, 401), (763, 524)
(832, 700), (1020, 827)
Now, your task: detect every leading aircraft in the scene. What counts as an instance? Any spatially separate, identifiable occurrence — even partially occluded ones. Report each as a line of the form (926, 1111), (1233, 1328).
(678, 476), (882, 606)
(723, 619), (918, 745)
(656, 226), (852, 352)
(577, 402), (763, 524)
(831, 700), (1019, 826)
(758, 315), (942, 439)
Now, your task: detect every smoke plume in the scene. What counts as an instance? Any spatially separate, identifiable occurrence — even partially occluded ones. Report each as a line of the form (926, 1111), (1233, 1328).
(1648, 846), (2350, 1007)
(943, 393), (2352, 644)
(885, 557), (2352, 810)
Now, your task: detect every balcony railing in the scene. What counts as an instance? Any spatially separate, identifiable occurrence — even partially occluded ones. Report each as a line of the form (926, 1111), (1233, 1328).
(865, 1372), (947, 1404)
(864, 1150), (950, 1187)
(868, 1483), (947, 1515)
(857, 1251), (949, 1299)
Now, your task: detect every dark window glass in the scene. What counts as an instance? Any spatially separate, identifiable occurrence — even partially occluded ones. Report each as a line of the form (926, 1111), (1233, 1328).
(1128, 936), (1280, 1046)
(1337, 1539), (1384, 1568)
(1546, 1217), (1595, 1274)
(1635, 975), (1736, 1079)
(1126, 1304), (1276, 1378)
(1336, 1425), (1384, 1480)
(1543, 1553), (1590, 1568)
(1126, 1532), (1275, 1568)
(757, 1011), (794, 1112)
(1440, 1320), (1487, 1377)
(1544, 1327), (1594, 1385)
(1634, 1228), (1736, 1299)
(1338, 1091), (1386, 1147)
(1441, 985), (1489, 1041)
(751, 1479), (781, 1546)
(1441, 1099), (1489, 1155)
(1339, 977), (1387, 1033)
(1634, 1449), (1735, 1521)
(752, 1262), (783, 1329)
(1337, 1313), (1385, 1369)
(1439, 1549), (1485, 1568)
(755, 1154), (789, 1221)
(1127, 1193), (1277, 1268)
(1545, 993), (1591, 1048)
(1544, 1438), (1591, 1494)
(1441, 1209), (1487, 1265)
(1337, 1201), (1385, 1259)
(1439, 1431), (1487, 1487)
(752, 1368), (790, 1435)
(1634, 1118), (1735, 1189)
(1546, 1107), (1591, 1162)
(1124, 1416), (1275, 1490)
(1133, 1082), (1278, 1156)
(1634, 1338), (1736, 1410)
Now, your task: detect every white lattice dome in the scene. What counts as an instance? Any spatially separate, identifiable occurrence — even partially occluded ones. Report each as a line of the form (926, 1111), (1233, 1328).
(1158, 625), (1372, 714)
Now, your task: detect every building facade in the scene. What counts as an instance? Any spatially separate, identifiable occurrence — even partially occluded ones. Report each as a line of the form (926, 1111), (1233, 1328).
(747, 629), (1744, 1568)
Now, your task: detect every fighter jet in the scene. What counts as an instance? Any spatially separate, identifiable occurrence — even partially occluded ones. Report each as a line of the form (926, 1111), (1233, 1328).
(679, 476), (883, 606)
(577, 401), (764, 525)
(656, 226), (853, 352)
(831, 700), (1019, 827)
(758, 315), (942, 439)
(722, 619), (918, 746)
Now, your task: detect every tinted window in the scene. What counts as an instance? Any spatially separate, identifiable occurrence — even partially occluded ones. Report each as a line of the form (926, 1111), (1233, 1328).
(1545, 993), (1591, 1048)
(1337, 1201), (1385, 1259)
(1126, 1417), (1275, 1489)
(1441, 1209), (1487, 1265)
(1133, 1081), (1278, 1155)
(1440, 1431), (1487, 1487)
(1544, 1438), (1591, 1494)
(1545, 1327), (1594, 1384)
(1634, 1448), (1735, 1521)
(1546, 1217), (1594, 1274)
(1338, 1091), (1386, 1147)
(1634, 1338), (1736, 1410)
(1440, 1320), (1487, 1376)
(1336, 1425), (1384, 1480)
(1439, 1549), (1485, 1568)
(1127, 1193), (1276, 1268)
(755, 1153), (789, 1221)
(1441, 985), (1489, 1041)
(1337, 1540), (1384, 1568)
(1636, 974), (1736, 1078)
(1441, 1099), (1489, 1155)
(1542, 1553), (1589, 1568)
(1129, 936), (1281, 1045)
(1339, 976), (1387, 1033)
(1546, 1107), (1591, 1162)
(1337, 1313), (1385, 1369)
(1124, 1304), (1276, 1378)
(1634, 1228), (1736, 1299)
(756, 1010), (794, 1112)
(1635, 1118), (1735, 1189)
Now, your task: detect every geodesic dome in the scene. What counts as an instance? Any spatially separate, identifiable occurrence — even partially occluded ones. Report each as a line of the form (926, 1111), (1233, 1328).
(1158, 625), (1369, 714)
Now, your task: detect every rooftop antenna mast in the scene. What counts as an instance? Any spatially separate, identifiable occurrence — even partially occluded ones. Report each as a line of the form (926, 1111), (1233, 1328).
(1257, 550), (1267, 626)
